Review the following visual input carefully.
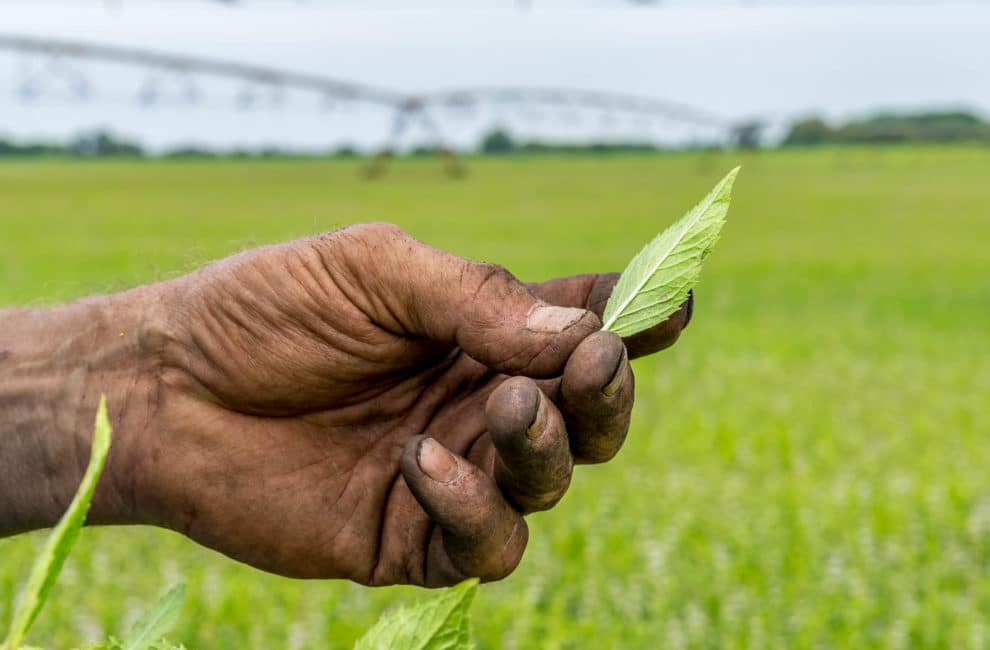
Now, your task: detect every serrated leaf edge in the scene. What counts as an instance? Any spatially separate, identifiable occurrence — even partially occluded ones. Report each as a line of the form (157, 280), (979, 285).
(602, 166), (739, 333)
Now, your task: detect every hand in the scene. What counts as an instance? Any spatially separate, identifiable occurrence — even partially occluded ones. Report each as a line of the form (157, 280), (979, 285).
(11, 223), (692, 586)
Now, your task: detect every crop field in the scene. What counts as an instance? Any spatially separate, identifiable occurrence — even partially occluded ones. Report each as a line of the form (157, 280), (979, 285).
(0, 148), (988, 648)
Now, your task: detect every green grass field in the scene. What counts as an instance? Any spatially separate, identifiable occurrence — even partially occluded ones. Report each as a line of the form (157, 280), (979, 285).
(1, 148), (988, 649)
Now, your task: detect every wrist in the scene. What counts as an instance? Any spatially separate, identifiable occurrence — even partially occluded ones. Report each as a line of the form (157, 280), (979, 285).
(0, 286), (167, 535)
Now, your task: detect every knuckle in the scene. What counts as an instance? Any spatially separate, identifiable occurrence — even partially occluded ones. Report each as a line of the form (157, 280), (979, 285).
(310, 222), (416, 290)
(364, 221), (409, 240)
(316, 222), (410, 250)
(464, 262), (518, 299)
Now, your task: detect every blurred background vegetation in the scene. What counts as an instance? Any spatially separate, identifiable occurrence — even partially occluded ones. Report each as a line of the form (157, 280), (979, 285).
(2, 149), (988, 648)
(3, 110), (989, 159)
(2, 2), (989, 648)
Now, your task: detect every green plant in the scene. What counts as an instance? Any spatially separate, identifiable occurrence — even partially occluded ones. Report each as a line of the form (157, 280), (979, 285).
(0, 397), (187, 650)
(603, 166), (737, 337)
(354, 580), (478, 650)
(117, 584), (188, 650)
(3, 151), (987, 647)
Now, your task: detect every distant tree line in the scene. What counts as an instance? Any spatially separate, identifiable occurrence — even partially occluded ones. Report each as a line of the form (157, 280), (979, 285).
(0, 131), (143, 158)
(478, 129), (661, 155)
(0, 130), (361, 160)
(1, 110), (987, 159)
(479, 110), (990, 154)
(782, 111), (990, 146)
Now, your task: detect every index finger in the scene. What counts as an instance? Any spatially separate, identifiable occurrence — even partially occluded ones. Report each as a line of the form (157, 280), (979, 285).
(528, 273), (693, 359)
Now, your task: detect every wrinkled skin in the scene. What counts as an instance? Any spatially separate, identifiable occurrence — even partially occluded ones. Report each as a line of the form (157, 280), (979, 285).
(127, 223), (692, 586)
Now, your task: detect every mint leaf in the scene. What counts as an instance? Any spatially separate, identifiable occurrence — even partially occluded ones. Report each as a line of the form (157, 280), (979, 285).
(603, 167), (738, 337)
(3, 396), (113, 650)
(354, 579), (478, 650)
(120, 583), (187, 650)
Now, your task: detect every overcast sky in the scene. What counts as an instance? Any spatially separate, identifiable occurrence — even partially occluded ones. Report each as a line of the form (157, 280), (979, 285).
(1, 1), (988, 151)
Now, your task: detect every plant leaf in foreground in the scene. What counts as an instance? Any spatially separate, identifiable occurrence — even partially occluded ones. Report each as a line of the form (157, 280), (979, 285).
(602, 166), (738, 337)
(2, 396), (112, 650)
(353, 579), (478, 650)
(119, 583), (187, 650)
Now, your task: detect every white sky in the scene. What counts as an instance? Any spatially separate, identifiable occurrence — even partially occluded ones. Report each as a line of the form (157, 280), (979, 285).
(1, 1), (988, 151)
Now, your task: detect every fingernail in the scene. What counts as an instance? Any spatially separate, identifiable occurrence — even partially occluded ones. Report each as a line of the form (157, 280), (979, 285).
(526, 392), (549, 440)
(602, 348), (628, 397)
(682, 290), (695, 329)
(418, 438), (459, 483)
(526, 305), (586, 333)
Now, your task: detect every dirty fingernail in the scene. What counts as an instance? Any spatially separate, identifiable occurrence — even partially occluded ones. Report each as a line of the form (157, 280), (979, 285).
(526, 392), (549, 440)
(526, 305), (587, 333)
(418, 438), (459, 483)
(682, 290), (695, 329)
(602, 348), (628, 397)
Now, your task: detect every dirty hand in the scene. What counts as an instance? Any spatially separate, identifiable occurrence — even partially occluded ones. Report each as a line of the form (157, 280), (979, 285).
(0, 223), (692, 587)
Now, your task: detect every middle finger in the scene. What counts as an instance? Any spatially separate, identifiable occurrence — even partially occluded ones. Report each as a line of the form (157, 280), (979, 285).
(486, 377), (573, 514)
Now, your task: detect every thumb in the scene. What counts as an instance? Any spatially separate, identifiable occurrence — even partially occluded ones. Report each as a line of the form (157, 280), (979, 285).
(338, 223), (601, 377)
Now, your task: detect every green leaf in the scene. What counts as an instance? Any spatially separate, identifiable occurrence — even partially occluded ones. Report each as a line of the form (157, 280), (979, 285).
(2, 396), (113, 650)
(602, 166), (739, 337)
(119, 583), (187, 650)
(354, 579), (479, 650)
